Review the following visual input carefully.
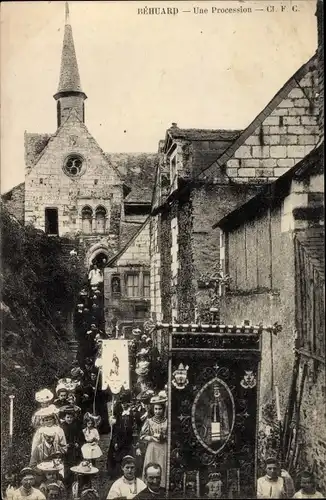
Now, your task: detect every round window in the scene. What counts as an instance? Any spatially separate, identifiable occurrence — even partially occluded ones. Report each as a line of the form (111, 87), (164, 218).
(63, 154), (85, 177)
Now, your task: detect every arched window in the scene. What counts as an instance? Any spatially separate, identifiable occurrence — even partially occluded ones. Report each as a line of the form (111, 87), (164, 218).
(81, 206), (93, 234)
(95, 206), (107, 233)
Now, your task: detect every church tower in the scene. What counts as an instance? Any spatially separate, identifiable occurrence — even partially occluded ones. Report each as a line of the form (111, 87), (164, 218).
(54, 2), (87, 127)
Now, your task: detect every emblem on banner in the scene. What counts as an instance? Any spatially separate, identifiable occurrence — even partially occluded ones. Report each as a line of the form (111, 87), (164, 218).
(172, 363), (189, 390)
(240, 371), (256, 389)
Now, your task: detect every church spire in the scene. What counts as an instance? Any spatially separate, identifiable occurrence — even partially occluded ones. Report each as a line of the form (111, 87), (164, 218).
(54, 2), (87, 127)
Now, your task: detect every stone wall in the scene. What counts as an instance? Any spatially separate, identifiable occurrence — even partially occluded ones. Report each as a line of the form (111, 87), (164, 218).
(149, 214), (162, 322)
(24, 110), (123, 242)
(103, 220), (150, 331)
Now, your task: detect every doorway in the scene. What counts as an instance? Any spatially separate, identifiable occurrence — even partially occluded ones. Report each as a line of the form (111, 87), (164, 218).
(45, 208), (59, 235)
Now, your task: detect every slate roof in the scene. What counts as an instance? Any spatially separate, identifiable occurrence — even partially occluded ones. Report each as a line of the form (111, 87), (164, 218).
(167, 128), (241, 142)
(107, 217), (150, 267)
(214, 142), (324, 230)
(198, 54), (318, 180)
(296, 227), (325, 278)
(104, 153), (159, 203)
(56, 8), (84, 95)
(24, 133), (53, 169)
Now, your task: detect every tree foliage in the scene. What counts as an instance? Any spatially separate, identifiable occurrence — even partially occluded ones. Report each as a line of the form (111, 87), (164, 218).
(1, 206), (86, 479)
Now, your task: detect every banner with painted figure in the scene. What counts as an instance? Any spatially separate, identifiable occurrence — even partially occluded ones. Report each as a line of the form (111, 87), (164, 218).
(101, 340), (130, 393)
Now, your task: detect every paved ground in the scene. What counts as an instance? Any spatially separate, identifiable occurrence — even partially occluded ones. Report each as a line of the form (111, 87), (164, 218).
(94, 433), (113, 499)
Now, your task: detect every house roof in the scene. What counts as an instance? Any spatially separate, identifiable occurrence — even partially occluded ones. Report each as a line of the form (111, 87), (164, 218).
(106, 217), (150, 267)
(296, 227), (325, 278)
(199, 54), (317, 180)
(214, 142), (324, 230)
(167, 127), (241, 142)
(104, 152), (159, 203)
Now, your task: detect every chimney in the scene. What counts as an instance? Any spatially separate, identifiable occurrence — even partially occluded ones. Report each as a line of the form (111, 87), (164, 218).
(316, 0), (324, 140)
(171, 122), (178, 128)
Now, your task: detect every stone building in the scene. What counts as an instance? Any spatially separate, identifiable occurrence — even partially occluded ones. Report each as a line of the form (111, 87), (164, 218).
(215, 143), (324, 491)
(149, 49), (319, 335)
(2, 4), (157, 332)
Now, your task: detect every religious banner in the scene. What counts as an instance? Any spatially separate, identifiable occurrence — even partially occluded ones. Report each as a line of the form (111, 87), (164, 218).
(167, 326), (261, 499)
(101, 340), (130, 393)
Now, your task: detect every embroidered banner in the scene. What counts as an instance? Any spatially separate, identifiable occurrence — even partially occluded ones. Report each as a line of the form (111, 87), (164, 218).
(101, 340), (130, 393)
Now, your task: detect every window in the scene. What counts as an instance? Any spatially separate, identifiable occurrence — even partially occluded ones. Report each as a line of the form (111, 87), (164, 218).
(45, 208), (59, 236)
(126, 274), (139, 298)
(81, 206), (93, 234)
(95, 206), (107, 233)
(143, 273), (150, 298)
(63, 154), (85, 177)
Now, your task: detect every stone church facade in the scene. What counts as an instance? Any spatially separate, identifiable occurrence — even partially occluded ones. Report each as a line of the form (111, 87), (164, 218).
(2, 5), (157, 332)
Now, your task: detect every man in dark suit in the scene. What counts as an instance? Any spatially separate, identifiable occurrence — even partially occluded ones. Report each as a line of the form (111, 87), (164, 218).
(134, 463), (165, 499)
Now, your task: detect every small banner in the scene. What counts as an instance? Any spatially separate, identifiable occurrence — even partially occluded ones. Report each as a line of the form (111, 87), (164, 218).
(101, 339), (130, 393)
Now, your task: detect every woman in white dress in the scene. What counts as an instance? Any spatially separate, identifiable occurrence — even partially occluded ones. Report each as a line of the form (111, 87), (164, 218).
(139, 393), (168, 488)
(81, 413), (102, 463)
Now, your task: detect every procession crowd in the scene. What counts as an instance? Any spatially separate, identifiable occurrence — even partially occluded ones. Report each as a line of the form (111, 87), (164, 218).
(4, 266), (324, 500)
(5, 268), (168, 500)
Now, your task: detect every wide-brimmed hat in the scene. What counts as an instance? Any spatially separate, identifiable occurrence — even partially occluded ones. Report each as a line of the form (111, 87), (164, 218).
(136, 389), (155, 402)
(37, 460), (63, 473)
(135, 360), (150, 376)
(56, 378), (77, 393)
(58, 405), (78, 417)
(41, 426), (58, 437)
(20, 467), (36, 479)
(132, 328), (141, 336)
(136, 348), (149, 358)
(35, 389), (54, 404)
(70, 461), (99, 475)
(83, 412), (101, 427)
(80, 489), (99, 500)
(34, 405), (59, 418)
(150, 393), (167, 405)
(71, 367), (84, 379)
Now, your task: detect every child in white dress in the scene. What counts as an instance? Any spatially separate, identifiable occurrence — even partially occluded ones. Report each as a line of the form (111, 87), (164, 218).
(81, 413), (102, 464)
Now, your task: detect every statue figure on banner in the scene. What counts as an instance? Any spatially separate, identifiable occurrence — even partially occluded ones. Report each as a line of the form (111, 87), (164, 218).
(110, 353), (120, 378)
(192, 379), (234, 452)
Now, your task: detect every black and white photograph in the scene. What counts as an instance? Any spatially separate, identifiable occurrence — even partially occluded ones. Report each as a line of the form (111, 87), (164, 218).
(1, 1), (324, 498)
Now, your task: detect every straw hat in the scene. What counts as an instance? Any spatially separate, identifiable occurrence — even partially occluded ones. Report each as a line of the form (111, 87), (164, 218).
(135, 360), (150, 376)
(20, 467), (36, 479)
(41, 427), (58, 437)
(34, 405), (59, 418)
(71, 367), (84, 379)
(56, 379), (77, 393)
(136, 389), (155, 402)
(70, 461), (99, 475)
(150, 393), (167, 405)
(80, 489), (99, 500)
(132, 328), (142, 336)
(58, 405), (78, 417)
(136, 348), (149, 358)
(37, 460), (63, 473)
(35, 389), (54, 404)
